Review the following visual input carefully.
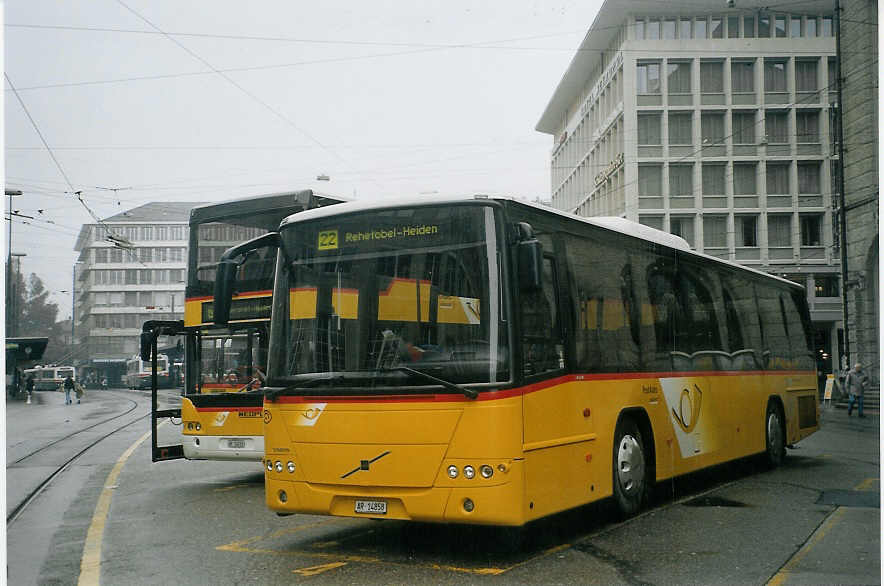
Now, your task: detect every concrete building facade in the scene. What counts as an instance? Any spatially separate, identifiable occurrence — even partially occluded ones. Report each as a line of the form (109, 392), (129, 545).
(536, 0), (843, 376)
(73, 203), (197, 385)
(839, 0), (878, 383)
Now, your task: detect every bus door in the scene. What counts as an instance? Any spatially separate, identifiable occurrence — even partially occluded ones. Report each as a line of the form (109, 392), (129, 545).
(141, 320), (186, 462)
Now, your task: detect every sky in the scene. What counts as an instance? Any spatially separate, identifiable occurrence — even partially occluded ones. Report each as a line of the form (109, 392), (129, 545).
(4, 0), (605, 319)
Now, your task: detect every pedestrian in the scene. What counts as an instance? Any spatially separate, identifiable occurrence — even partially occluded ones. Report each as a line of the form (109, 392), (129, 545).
(63, 374), (75, 405)
(74, 380), (85, 404)
(25, 374), (35, 400)
(846, 362), (870, 418)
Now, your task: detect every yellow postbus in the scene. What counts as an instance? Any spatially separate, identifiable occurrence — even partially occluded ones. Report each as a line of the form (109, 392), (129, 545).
(146, 190), (345, 462)
(216, 195), (819, 524)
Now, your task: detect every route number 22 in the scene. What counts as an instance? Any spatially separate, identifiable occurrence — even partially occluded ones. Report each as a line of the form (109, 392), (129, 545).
(318, 230), (338, 250)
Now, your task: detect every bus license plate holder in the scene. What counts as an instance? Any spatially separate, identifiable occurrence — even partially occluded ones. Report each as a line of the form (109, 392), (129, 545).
(355, 500), (387, 514)
(227, 439), (246, 449)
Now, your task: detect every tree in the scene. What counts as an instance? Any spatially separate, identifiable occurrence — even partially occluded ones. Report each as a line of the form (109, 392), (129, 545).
(7, 272), (74, 364)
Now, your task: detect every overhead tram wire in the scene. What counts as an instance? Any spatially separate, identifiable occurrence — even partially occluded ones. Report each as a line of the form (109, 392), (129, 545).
(115, 0), (386, 192)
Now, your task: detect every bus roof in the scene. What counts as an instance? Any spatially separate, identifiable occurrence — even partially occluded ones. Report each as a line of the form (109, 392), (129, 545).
(279, 194), (803, 291)
(189, 190), (348, 226)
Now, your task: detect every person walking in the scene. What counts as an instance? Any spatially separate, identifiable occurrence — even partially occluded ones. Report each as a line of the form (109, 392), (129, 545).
(63, 374), (75, 405)
(846, 362), (870, 418)
(25, 374), (35, 403)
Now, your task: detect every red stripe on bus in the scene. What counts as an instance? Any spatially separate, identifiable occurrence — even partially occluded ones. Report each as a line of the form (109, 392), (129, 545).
(272, 370), (814, 405)
(194, 407), (262, 413)
(186, 291), (272, 303)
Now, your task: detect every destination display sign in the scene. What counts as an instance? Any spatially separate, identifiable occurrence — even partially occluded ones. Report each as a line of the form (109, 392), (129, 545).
(202, 295), (272, 323)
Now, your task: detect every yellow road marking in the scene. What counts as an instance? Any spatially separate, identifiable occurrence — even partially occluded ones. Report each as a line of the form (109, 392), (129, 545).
(216, 519), (342, 552)
(78, 427), (154, 586)
(293, 561), (347, 576)
(854, 478), (877, 491)
(213, 483), (252, 493)
(767, 508), (846, 586)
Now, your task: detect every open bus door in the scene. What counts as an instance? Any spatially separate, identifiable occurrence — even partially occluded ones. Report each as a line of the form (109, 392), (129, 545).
(141, 320), (186, 462)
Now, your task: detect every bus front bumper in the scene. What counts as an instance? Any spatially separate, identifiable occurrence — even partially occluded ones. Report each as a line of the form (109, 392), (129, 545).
(182, 434), (264, 461)
(264, 463), (526, 526)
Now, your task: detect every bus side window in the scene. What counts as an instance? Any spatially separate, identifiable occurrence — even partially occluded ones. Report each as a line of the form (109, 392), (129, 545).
(756, 284), (790, 369)
(520, 256), (563, 376)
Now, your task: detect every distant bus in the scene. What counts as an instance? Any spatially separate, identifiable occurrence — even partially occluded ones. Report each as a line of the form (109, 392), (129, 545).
(23, 365), (75, 391)
(147, 190), (346, 462)
(127, 355), (171, 389)
(216, 195), (820, 525)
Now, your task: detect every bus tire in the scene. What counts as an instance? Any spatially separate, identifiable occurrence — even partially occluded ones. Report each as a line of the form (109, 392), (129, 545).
(612, 417), (647, 517)
(764, 401), (786, 468)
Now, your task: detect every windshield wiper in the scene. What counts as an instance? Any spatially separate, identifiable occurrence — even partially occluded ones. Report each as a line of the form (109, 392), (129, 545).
(265, 374), (346, 401)
(381, 366), (478, 400)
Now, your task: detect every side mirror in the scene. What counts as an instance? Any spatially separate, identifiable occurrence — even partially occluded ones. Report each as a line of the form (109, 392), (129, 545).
(212, 231), (281, 326)
(140, 331), (153, 361)
(515, 222), (543, 291)
(212, 259), (238, 325)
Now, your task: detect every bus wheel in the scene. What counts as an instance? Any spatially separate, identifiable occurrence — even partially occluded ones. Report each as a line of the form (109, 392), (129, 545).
(764, 402), (786, 468)
(612, 417), (647, 517)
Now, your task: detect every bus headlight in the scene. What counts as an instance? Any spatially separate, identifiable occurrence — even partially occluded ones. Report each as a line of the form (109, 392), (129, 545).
(287, 461), (296, 473)
(480, 465), (493, 479)
(275, 461), (283, 473)
(266, 460), (273, 472)
(463, 465), (476, 479)
(447, 465), (459, 479)
(195, 423), (201, 431)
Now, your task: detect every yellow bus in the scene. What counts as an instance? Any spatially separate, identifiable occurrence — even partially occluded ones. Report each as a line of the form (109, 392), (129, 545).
(215, 195), (819, 524)
(145, 190), (345, 462)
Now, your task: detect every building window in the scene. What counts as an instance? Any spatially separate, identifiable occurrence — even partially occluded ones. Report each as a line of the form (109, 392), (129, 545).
(733, 163), (757, 195)
(139, 226), (153, 241)
(140, 269), (152, 284)
(700, 61), (724, 93)
(759, 15), (771, 37)
(798, 162), (821, 193)
(791, 17), (802, 37)
(703, 216), (727, 247)
(806, 17), (817, 37)
(125, 291), (137, 306)
(94, 248), (108, 263)
(743, 15), (756, 37)
(155, 226), (168, 240)
(670, 216), (695, 246)
(701, 112), (725, 145)
(731, 60), (755, 93)
(640, 215), (664, 230)
(732, 111), (756, 144)
(800, 214), (822, 246)
(728, 16), (739, 38)
(795, 60), (818, 92)
(821, 16), (833, 37)
(647, 18), (660, 39)
(695, 17), (707, 38)
(764, 59), (788, 92)
(138, 248), (152, 263)
(110, 248), (123, 263)
(634, 19), (646, 39)
(667, 61), (691, 94)
(766, 163), (790, 194)
(796, 110), (820, 143)
(637, 62), (661, 94)
(736, 215), (758, 247)
(669, 112), (693, 144)
(774, 15), (787, 37)
(768, 215), (792, 247)
(170, 269), (184, 283)
(669, 164), (693, 196)
(680, 18), (692, 39)
(710, 17), (723, 38)
(125, 269), (137, 284)
(638, 113), (662, 145)
(639, 165), (663, 196)
(702, 164), (726, 194)
(663, 19), (676, 39)
(765, 111), (789, 143)
(170, 226), (185, 240)
(814, 275), (839, 297)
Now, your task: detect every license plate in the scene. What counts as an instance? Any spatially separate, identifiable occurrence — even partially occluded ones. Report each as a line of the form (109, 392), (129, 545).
(227, 439), (246, 449)
(354, 500), (387, 514)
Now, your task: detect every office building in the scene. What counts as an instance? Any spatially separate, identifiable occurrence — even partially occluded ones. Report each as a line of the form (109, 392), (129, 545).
(536, 0), (842, 373)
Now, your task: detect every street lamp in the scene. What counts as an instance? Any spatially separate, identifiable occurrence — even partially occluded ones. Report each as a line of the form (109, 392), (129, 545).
(6, 189), (22, 336)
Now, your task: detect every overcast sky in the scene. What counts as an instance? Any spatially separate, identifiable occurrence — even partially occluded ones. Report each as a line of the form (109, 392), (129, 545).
(4, 0), (604, 318)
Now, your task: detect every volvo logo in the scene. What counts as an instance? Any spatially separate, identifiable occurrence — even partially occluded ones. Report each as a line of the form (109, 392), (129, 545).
(341, 451), (391, 479)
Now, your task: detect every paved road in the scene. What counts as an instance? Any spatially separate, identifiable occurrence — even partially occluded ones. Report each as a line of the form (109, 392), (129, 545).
(6, 393), (880, 585)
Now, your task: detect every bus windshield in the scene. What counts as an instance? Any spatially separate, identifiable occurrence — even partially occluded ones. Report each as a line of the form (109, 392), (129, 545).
(268, 204), (508, 390)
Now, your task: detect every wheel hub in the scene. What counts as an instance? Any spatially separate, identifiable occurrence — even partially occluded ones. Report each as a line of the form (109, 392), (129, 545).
(617, 435), (644, 495)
